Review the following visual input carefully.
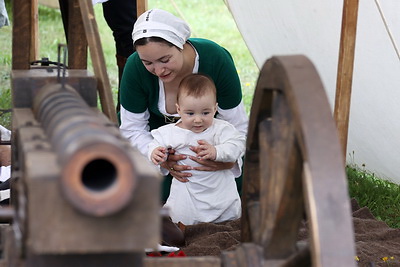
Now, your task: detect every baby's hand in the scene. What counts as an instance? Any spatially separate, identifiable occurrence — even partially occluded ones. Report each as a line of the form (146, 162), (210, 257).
(191, 140), (216, 160)
(151, 146), (168, 165)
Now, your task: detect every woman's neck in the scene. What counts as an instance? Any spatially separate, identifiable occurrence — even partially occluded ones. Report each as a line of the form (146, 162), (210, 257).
(177, 42), (196, 80)
(163, 43), (196, 114)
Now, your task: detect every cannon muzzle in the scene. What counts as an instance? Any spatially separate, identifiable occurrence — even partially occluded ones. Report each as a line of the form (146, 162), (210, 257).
(33, 84), (137, 217)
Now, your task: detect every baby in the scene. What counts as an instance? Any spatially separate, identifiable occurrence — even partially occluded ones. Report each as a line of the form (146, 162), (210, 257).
(148, 73), (246, 225)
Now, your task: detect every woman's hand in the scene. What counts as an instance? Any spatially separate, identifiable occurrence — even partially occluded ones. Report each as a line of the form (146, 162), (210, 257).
(190, 140), (235, 171)
(188, 157), (235, 171)
(160, 149), (192, 183)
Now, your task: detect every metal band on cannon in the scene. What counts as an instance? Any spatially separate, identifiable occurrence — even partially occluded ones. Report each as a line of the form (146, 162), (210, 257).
(32, 84), (137, 217)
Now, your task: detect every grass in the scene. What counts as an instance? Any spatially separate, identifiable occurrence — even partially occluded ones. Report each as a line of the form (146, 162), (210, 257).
(0, 0), (12, 129)
(1, 0), (399, 228)
(347, 164), (400, 228)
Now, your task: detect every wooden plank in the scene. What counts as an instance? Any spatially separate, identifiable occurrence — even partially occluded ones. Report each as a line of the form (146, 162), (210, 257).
(277, 55), (356, 267)
(280, 242), (311, 267)
(67, 0), (88, 69)
(241, 150), (260, 242)
(258, 91), (303, 259)
(2, 226), (25, 267)
(26, 253), (143, 267)
(245, 56), (356, 266)
(144, 256), (220, 267)
(221, 243), (263, 267)
(11, 69), (97, 109)
(241, 61), (273, 242)
(78, 0), (118, 124)
(334, 0), (360, 158)
(31, 0), (39, 63)
(245, 60), (273, 152)
(137, 0), (148, 16)
(12, 0), (37, 69)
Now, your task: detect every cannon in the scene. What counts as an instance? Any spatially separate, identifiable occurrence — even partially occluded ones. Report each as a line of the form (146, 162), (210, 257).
(6, 64), (161, 266)
(32, 83), (137, 217)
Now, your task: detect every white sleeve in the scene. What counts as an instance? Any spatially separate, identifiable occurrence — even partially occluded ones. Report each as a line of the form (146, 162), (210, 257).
(216, 100), (248, 137)
(147, 128), (171, 176)
(0, 125), (11, 141)
(215, 102), (248, 177)
(119, 106), (153, 157)
(92, 0), (109, 4)
(230, 157), (243, 178)
(0, 166), (10, 182)
(147, 128), (165, 161)
(214, 122), (246, 178)
(215, 130), (246, 163)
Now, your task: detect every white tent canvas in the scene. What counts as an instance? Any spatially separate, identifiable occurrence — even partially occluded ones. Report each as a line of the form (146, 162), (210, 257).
(225, 0), (400, 183)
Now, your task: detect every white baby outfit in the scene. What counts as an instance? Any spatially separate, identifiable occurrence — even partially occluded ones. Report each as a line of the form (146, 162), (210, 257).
(148, 118), (246, 225)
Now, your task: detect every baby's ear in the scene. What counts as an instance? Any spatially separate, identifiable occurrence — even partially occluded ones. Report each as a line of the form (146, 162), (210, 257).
(175, 103), (180, 112)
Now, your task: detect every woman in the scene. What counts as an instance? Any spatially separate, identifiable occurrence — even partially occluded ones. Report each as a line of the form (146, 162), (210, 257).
(119, 9), (248, 202)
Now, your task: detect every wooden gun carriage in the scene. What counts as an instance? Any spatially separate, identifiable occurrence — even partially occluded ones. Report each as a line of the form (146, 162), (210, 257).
(2, 0), (357, 266)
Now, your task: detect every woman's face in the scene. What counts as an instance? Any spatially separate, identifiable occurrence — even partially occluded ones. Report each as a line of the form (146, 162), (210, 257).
(136, 42), (184, 83)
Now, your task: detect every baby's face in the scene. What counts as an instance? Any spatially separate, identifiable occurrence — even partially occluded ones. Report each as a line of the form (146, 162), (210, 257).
(176, 93), (217, 133)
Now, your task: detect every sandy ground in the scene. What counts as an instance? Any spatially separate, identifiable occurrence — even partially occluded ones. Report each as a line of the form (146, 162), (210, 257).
(178, 199), (400, 266)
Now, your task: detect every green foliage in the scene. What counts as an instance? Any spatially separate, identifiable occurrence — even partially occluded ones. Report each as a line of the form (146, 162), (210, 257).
(0, 55), (11, 130)
(37, 6), (65, 61)
(347, 165), (400, 228)
(0, 88), (11, 130)
(0, 1), (12, 130)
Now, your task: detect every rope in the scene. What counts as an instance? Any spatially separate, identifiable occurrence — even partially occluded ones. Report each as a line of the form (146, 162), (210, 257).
(373, 0), (400, 62)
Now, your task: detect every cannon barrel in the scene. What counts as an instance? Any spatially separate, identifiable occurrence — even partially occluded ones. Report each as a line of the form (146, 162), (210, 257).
(32, 83), (137, 217)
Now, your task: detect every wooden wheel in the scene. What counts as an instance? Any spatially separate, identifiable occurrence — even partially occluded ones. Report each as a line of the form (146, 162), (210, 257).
(235, 55), (356, 266)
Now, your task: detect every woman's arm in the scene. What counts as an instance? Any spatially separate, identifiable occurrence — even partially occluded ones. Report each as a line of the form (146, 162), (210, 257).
(119, 106), (153, 156)
(188, 155), (236, 171)
(215, 104), (248, 177)
(216, 101), (248, 136)
(162, 147), (235, 181)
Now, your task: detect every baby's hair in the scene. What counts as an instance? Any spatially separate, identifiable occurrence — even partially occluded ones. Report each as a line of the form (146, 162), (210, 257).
(177, 73), (216, 103)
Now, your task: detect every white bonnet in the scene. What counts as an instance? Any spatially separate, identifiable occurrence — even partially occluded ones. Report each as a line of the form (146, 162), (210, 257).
(132, 9), (191, 49)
